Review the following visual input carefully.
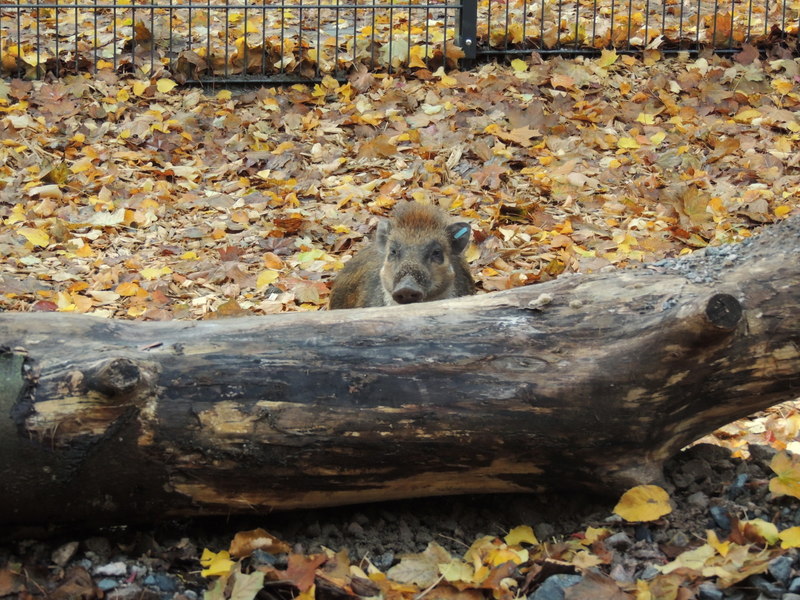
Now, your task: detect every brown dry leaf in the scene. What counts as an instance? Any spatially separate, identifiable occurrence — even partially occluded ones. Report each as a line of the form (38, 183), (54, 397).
(285, 554), (327, 592)
(563, 570), (631, 599)
(229, 528), (291, 558)
(387, 542), (452, 587)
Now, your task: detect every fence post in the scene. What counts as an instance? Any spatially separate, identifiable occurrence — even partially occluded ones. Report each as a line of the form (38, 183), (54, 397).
(457, 0), (478, 66)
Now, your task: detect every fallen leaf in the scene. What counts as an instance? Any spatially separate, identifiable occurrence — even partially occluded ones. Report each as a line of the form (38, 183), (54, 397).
(613, 485), (672, 522)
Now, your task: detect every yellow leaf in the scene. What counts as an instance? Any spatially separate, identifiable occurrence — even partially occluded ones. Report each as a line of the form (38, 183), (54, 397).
(733, 108), (761, 124)
(257, 270), (280, 289)
(650, 130), (667, 146)
(116, 281), (141, 297)
(775, 205), (792, 218)
(597, 48), (618, 68)
(511, 58), (528, 72)
(70, 156), (94, 173)
(140, 266), (172, 280)
(769, 451), (800, 499)
(613, 485), (672, 522)
(272, 141), (295, 155)
(133, 80), (149, 95)
(658, 543), (715, 574)
(739, 519), (779, 545)
(583, 526), (610, 544)
(779, 526), (800, 548)
(181, 251), (198, 260)
(772, 78), (794, 95)
(439, 559), (474, 583)
(617, 137), (640, 149)
(18, 227), (50, 247)
(636, 112), (656, 125)
(706, 529), (730, 557)
(200, 548), (236, 577)
(217, 90), (232, 101)
(486, 547), (527, 566)
(156, 78), (177, 93)
(464, 243), (480, 263)
(504, 525), (538, 546)
(76, 244), (93, 258)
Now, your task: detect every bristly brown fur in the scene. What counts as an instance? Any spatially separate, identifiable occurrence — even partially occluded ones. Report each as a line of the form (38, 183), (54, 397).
(391, 203), (447, 232)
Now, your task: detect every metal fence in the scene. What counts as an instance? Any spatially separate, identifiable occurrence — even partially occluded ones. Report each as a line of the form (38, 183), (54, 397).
(0, 0), (797, 83)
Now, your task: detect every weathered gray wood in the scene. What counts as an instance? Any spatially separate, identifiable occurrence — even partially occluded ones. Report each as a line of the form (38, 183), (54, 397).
(1, 216), (799, 527)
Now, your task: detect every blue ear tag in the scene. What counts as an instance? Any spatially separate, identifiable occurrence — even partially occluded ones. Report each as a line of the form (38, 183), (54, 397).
(453, 227), (470, 239)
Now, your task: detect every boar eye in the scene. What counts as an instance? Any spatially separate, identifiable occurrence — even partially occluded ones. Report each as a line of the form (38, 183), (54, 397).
(388, 246), (400, 260)
(429, 248), (444, 263)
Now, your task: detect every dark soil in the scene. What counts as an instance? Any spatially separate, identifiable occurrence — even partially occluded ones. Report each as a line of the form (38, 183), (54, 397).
(3, 442), (800, 599)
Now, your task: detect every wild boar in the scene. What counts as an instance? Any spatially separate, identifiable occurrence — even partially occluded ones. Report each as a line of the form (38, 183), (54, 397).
(329, 202), (474, 309)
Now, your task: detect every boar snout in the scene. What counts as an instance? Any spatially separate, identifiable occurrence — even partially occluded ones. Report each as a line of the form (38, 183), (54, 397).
(392, 274), (424, 304)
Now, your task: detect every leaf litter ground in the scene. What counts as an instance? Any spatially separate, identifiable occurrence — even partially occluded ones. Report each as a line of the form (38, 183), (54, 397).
(1, 50), (800, 599)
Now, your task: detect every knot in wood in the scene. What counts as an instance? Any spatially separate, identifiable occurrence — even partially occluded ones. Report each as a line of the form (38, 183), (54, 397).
(86, 358), (143, 397)
(705, 293), (742, 331)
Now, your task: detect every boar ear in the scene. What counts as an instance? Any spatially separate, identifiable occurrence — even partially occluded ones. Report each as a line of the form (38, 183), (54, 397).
(447, 222), (471, 254)
(375, 219), (391, 249)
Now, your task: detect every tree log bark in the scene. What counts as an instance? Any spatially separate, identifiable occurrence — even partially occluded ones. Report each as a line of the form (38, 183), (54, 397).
(1, 216), (799, 527)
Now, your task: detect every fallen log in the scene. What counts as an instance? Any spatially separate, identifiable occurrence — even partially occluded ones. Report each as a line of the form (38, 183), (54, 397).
(1, 216), (799, 527)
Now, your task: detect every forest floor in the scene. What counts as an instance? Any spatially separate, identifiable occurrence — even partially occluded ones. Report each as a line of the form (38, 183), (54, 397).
(1, 48), (800, 599)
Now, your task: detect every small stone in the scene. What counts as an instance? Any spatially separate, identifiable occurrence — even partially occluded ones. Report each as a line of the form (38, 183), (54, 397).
(697, 582), (723, 600)
(709, 506), (732, 532)
(687, 491), (709, 509)
(728, 473), (749, 500)
(144, 573), (178, 593)
(94, 561), (128, 577)
(782, 594), (800, 600)
(372, 551), (395, 571)
(529, 574), (582, 600)
(789, 576), (800, 592)
(748, 574), (784, 597)
(669, 531), (690, 547)
(51, 541), (79, 567)
(107, 585), (151, 600)
(346, 521), (364, 536)
(768, 555), (793, 585)
(250, 549), (278, 566)
(634, 524), (653, 542)
(638, 565), (659, 580)
(96, 578), (120, 591)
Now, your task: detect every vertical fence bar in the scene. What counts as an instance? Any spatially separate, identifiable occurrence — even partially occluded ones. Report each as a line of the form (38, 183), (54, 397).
(626, 0), (633, 49)
(244, 0), (250, 76)
(149, 0), (155, 74)
(168, 0), (173, 73)
(727, 0), (734, 47)
(94, 0), (99, 73)
(36, 0), (42, 76)
(711, 0), (718, 46)
(694, 0), (700, 50)
(55, 3), (60, 76)
(260, 0), (266, 75)
(316, 0), (321, 78)
(388, 0), (394, 72)
(406, 0), (411, 71)
(74, 1), (78, 73)
(458, 0), (477, 63)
